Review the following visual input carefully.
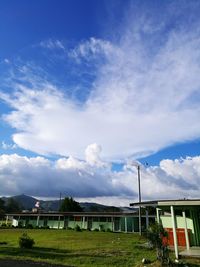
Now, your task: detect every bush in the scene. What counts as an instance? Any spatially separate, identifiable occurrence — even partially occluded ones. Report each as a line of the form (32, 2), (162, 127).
(18, 221), (23, 228)
(0, 223), (7, 228)
(19, 233), (35, 249)
(99, 225), (105, 231)
(39, 225), (50, 229)
(146, 222), (170, 263)
(146, 222), (167, 249)
(25, 224), (33, 229)
(74, 225), (81, 231)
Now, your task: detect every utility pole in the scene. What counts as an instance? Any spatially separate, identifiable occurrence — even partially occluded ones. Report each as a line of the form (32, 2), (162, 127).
(59, 192), (62, 211)
(137, 165), (142, 235)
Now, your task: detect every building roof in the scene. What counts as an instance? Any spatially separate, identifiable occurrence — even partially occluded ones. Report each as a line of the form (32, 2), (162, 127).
(6, 211), (147, 217)
(130, 199), (200, 207)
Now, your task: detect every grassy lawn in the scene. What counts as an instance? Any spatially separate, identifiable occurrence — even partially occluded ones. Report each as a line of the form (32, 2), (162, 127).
(0, 229), (200, 267)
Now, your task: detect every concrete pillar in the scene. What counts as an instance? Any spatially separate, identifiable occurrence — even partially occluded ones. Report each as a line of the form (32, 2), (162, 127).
(145, 210), (149, 230)
(58, 216), (60, 229)
(182, 211), (190, 250)
(112, 217), (114, 232)
(82, 216), (85, 229)
(132, 217), (134, 232)
(36, 215), (40, 227)
(6, 215), (8, 225)
(64, 216), (68, 229)
(125, 217), (127, 233)
(18, 215), (20, 227)
(171, 205), (178, 259)
(156, 208), (160, 224)
(119, 218), (122, 232)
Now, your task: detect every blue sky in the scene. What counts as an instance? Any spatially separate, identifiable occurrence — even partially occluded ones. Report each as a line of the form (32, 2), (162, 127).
(0, 0), (200, 205)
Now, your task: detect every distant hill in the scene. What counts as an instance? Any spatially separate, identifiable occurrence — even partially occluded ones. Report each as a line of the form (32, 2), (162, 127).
(1, 194), (134, 212)
(2, 194), (38, 210)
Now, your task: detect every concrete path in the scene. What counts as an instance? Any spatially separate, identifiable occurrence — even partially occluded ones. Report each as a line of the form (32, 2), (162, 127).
(179, 246), (200, 257)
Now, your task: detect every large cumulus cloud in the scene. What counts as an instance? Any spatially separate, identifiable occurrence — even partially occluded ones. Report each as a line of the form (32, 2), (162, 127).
(0, 147), (200, 205)
(1, 2), (200, 160)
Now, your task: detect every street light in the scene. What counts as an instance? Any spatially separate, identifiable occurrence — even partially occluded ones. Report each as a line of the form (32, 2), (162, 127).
(127, 161), (142, 235)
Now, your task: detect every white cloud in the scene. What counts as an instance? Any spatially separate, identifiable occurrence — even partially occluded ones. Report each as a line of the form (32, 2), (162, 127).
(0, 150), (131, 199)
(68, 37), (117, 62)
(1, 4), (200, 161)
(0, 152), (200, 205)
(85, 143), (110, 168)
(2, 141), (17, 150)
(39, 39), (65, 50)
(4, 58), (10, 64)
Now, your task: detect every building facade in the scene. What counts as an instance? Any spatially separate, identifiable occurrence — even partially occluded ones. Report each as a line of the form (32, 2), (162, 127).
(5, 211), (155, 233)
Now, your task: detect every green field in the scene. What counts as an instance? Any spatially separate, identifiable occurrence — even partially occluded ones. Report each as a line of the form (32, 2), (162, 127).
(0, 229), (200, 267)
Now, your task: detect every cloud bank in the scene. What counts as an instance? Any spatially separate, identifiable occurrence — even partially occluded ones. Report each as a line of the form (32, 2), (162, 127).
(0, 148), (200, 205)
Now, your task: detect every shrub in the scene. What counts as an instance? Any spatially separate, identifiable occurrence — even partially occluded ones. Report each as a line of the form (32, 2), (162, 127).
(0, 241), (7, 245)
(146, 222), (170, 264)
(19, 232), (35, 249)
(74, 225), (81, 231)
(25, 224), (33, 229)
(39, 225), (50, 229)
(99, 225), (105, 231)
(0, 223), (7, 228)
(146, 222), (167, 249)
(18, 221), (23, 228)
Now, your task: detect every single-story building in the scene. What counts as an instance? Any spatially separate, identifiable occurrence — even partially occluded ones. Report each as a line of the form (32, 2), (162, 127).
(4, 211), (155, 233)
(130, 199), (200, 259)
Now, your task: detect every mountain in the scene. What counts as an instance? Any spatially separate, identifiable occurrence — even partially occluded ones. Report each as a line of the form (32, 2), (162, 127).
(1, 194), (134, 212)
(2, 194), (38, 210)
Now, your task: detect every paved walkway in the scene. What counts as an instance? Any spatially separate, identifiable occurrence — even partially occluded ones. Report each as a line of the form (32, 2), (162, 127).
(179, 246), (200, 257)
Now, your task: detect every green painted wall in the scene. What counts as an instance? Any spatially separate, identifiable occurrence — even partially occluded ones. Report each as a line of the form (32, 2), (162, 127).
(160, 215), (194, 231)
(92, 221), (113, 231)
(13, 215), (138, 232)
(38, 220), (44, 227)
(28, 220), (37, 227)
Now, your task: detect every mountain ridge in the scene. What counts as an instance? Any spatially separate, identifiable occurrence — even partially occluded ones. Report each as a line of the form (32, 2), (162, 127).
(1, 194), (133, 212)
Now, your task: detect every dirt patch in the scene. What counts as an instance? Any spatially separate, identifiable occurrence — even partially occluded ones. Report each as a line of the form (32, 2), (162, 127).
(0, 259), (71, 267)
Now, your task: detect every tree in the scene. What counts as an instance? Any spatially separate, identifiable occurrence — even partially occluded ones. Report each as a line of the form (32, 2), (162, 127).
(59, 197), (83, 212)
(6, 198), (21, 213)
(0, 198), (5, 217)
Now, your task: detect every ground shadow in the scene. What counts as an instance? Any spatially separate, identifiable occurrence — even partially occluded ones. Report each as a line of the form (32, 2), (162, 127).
(0, 246), (70, 262)
(0, 259), (72, 267)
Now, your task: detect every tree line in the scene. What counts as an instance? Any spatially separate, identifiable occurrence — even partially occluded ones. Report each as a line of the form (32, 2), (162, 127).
(0, 196), (121, 215)
(0, 198), (22, 217)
